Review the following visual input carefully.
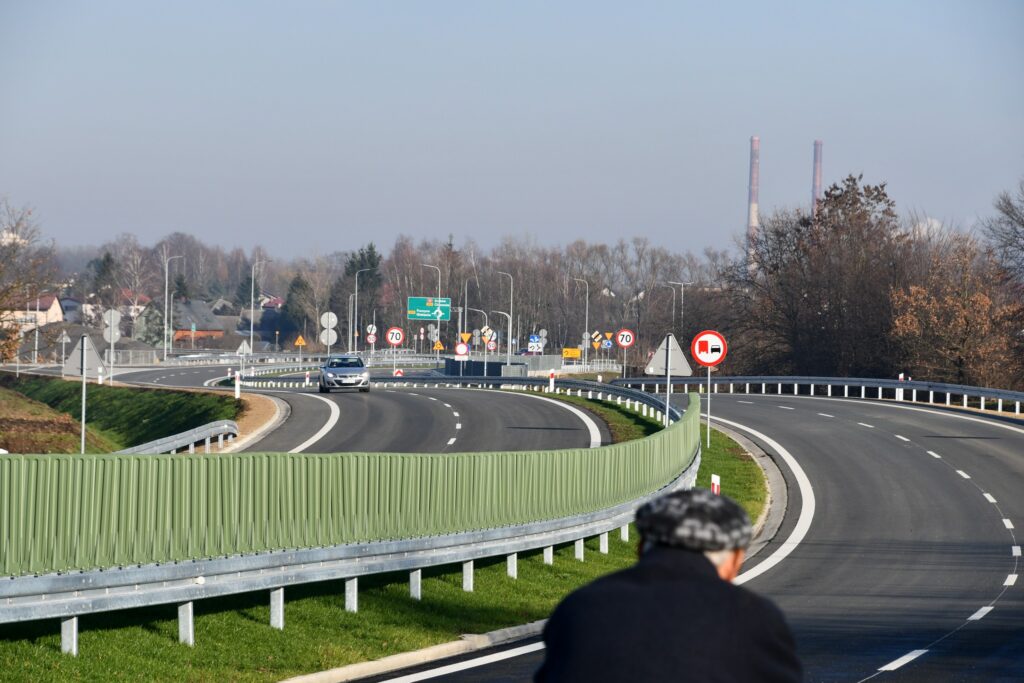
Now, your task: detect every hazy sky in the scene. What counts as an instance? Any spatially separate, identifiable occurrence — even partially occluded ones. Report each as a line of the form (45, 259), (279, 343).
(1, 1), (1021, 257)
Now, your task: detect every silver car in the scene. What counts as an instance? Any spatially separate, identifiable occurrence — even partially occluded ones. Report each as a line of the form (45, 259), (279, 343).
(318, 355), (370, 393)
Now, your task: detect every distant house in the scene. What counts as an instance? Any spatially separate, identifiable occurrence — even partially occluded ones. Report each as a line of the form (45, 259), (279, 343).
(134, 299), (227, 348)
(0, 293), (64, 334)
(59, 297), (83, 324)
(261, 295), (284, 310)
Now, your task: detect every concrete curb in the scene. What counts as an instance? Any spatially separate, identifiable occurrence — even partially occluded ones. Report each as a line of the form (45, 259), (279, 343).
(279, 620), (547, 683)
(706, 420), (788, 560)
(221, 393), (289, 453)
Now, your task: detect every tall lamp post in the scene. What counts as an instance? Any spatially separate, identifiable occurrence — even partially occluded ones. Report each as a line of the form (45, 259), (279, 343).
(572, 277), (589, 367)
(668, 281), (693, 338)
(497, 271), (513, 365)
(422, 263), (442, 364)
(162, 254), (183, 361)
(249, 259), (269, 370)
(468, 307), (488, 375)
(353, 267), (376, 353)
(490, 310), (512, 368)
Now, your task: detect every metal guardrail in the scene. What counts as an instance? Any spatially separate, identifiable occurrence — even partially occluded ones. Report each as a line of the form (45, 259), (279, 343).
(611, 375), (1024, 416)
(0, 382), (699, 655)
(114, 420), (240, 454)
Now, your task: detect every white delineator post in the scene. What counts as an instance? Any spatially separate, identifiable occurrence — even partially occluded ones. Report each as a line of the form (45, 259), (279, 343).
(234, 370), (241, 399)
(548, 370), (555, 393)
(707, 364), (711, 448)
(80, 335), (88, 455)
(711, 474), (721, 495)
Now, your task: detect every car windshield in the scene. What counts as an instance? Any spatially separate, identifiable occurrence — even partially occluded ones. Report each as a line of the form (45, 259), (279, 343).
(326, 358), (363, 369)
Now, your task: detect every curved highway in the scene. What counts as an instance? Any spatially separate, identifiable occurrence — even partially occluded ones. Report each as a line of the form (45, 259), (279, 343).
(378, 393), (1024, 682)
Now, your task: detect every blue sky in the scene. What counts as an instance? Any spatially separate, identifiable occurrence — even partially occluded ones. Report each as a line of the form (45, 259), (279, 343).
(1, 1), (1021, 256)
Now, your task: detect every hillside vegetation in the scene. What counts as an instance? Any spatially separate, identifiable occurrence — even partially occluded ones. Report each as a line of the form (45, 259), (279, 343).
(0, 385), (121, 453)
(0, 375), (242, 449)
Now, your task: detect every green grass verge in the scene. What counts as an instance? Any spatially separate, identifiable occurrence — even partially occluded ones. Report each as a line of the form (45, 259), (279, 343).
(0, 375), (242, 449)
(696, 425), (767, 524)
(0, 386), (122, 453)
(544, 393), (663, 443)
(0, 539), (643, 682)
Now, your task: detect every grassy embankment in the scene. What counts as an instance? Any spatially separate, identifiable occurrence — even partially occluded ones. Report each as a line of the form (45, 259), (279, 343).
(0, 391), (766, 682)
(0, 385), (121, 453)
(0, 374), (242, 451)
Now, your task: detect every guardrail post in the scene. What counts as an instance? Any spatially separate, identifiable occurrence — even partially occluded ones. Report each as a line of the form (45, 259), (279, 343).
(761, 383), (765, 394)
(912, 389), (917, 402)
(463, 560), (474, 592)
(218, 433), (224, 449)
(204, 436), (211, 454)
(543, 546), (554, 564)
(981, 397), (986, 411)
(575, 539), (584, 561)
(810, 384), (814, 396)
(861, 386), (866, 399)
(642, 405), (648, 417)
(729, 383), (733, 393)
(777, 383), (782, 394)
(345, 578), (358, 612)
(178, 602), (194, 646)
(507, 553), (518, 579)
(745, 383), (750, 393)
(1016, 401), (1020, 415)
(962, 394), (967, 408)
(188, 442), (195, 454)
(620, 524), (629, 542)
(228, 434), (235, 443)
(656, 410), (662, 422)
(946, 393), (951, 406)
(61, 616), (78, 656)
(793, 383), (798, 395)
(410, 569), (422, 600)
(929, 390), (934, 404)
(599, 532), (609, 554)
(270, 588), (284, 629)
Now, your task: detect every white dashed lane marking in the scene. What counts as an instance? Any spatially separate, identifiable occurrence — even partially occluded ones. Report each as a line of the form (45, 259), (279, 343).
(956, 470), (971, 479)
(446, 437), (457, 446)
(778, 406), (794, 410)
(817, 413), (834, 418)
(878, 649), (928, 672)
(738, 400), (754, 404)
(1005, 574), (1018, 587)
(857, 422), (875, 429)
(455, 423), (462, 430)
(452, 412), (459, 417)
(1013, 546), (1021, 557)
(895, 434), (910, 442)
(968, 606), (993, 621)
(984, 493), (997, 503)
(1003, 519), (1015, 530)
(927, 450), (942, 459)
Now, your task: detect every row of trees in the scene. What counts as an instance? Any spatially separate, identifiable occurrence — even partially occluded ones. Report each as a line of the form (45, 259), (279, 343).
(2, 176), (1023, 388)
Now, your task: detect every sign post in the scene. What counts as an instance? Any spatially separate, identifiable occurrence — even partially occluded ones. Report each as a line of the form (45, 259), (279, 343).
(294, 334), (306, 366)
(80, 335), (88, 454)
(58, 331), (71, 377)
(320, 312), (339, 358)
(103, 310), (121, 387)
(615, 328), (635, 380)
(386, 326), (404, 375)
(690, 330), (728, 448)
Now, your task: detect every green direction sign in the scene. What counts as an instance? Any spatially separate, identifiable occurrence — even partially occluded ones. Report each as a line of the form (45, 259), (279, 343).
(407, 296), (451, 321)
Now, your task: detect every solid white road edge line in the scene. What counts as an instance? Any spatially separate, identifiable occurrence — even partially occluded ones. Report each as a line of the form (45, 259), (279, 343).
(878, 649), (928, 671)
(381, 642), (546, 683)
(712, 416), (816, 586)
(473, 389), (603, 448)
(967, 606), (993, 621)
(288, 395), (341, 453)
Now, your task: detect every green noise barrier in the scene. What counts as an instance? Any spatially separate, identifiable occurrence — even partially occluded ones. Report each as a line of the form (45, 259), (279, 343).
(1, 394), (699, 577)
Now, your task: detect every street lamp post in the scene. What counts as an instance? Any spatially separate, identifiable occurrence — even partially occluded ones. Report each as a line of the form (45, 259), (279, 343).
(497, 271), (513, 365)
(668, 281), (694, 338)
(249, 259), (269, 371)
(468, 307), (488, 376)
(421, 263), (442, 364)
(353, 267), (376, 353)
(162, 255), (183, 361)
(490, 310), (512, 369)
(572, 277), (589, 367)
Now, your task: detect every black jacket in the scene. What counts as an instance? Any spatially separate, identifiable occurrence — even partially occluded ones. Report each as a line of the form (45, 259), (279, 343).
(536, 546), (802, 682)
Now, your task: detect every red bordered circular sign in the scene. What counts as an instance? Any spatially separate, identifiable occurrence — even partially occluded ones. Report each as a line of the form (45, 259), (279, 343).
(690, 330), (728, 367)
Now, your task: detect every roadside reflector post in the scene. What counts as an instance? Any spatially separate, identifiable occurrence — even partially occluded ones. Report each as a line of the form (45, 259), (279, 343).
(962, 394), (967, 408)
(463, 561), (474, 592)
(61, 616), (78, 656)
(234, 371), (241, 399)
(270, 588), (284, 630)
(711, 474), (721, 495)
(548, 371), (555, 393)
(507, 553), (518, 579)
(98, 367), (104, 386)
(178, 602), (195, 646)
(345, 578), (358, 612)
(410, 569), (422, 600)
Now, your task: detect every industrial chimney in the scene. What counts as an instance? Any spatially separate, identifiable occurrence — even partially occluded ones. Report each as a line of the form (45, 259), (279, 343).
(812, 140), (823, 217)
(747, 136), (760, 247)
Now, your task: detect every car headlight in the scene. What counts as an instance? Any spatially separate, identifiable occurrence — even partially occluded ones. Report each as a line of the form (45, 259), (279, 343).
(326, 372), (335, 378)
(361, 371), (370, 378)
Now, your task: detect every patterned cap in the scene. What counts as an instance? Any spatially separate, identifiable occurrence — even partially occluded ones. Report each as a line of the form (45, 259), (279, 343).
(635, 488), (752, 551)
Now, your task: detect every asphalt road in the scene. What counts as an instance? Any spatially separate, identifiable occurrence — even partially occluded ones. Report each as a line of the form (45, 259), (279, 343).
(384, 393), (1023, 682)
(113, 366), (610, 454)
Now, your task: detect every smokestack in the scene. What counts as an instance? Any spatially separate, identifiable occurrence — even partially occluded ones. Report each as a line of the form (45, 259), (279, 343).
(747, 136), (760, 246)
(812, 139), (823, 217)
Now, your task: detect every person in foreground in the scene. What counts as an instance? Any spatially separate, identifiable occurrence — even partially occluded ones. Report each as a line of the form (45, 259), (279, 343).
(535, 488), (802, 682)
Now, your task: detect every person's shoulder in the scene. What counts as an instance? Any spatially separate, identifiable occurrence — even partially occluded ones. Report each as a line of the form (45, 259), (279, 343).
(732, 582), (789, 623)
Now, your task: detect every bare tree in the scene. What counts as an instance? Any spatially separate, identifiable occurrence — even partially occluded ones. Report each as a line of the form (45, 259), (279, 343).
(0, 199), (56, 360)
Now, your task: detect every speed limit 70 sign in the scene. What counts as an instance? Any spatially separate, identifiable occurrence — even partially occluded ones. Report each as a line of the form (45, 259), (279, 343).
(615, 329), (636, 349)
(386, 327), (405, 346)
